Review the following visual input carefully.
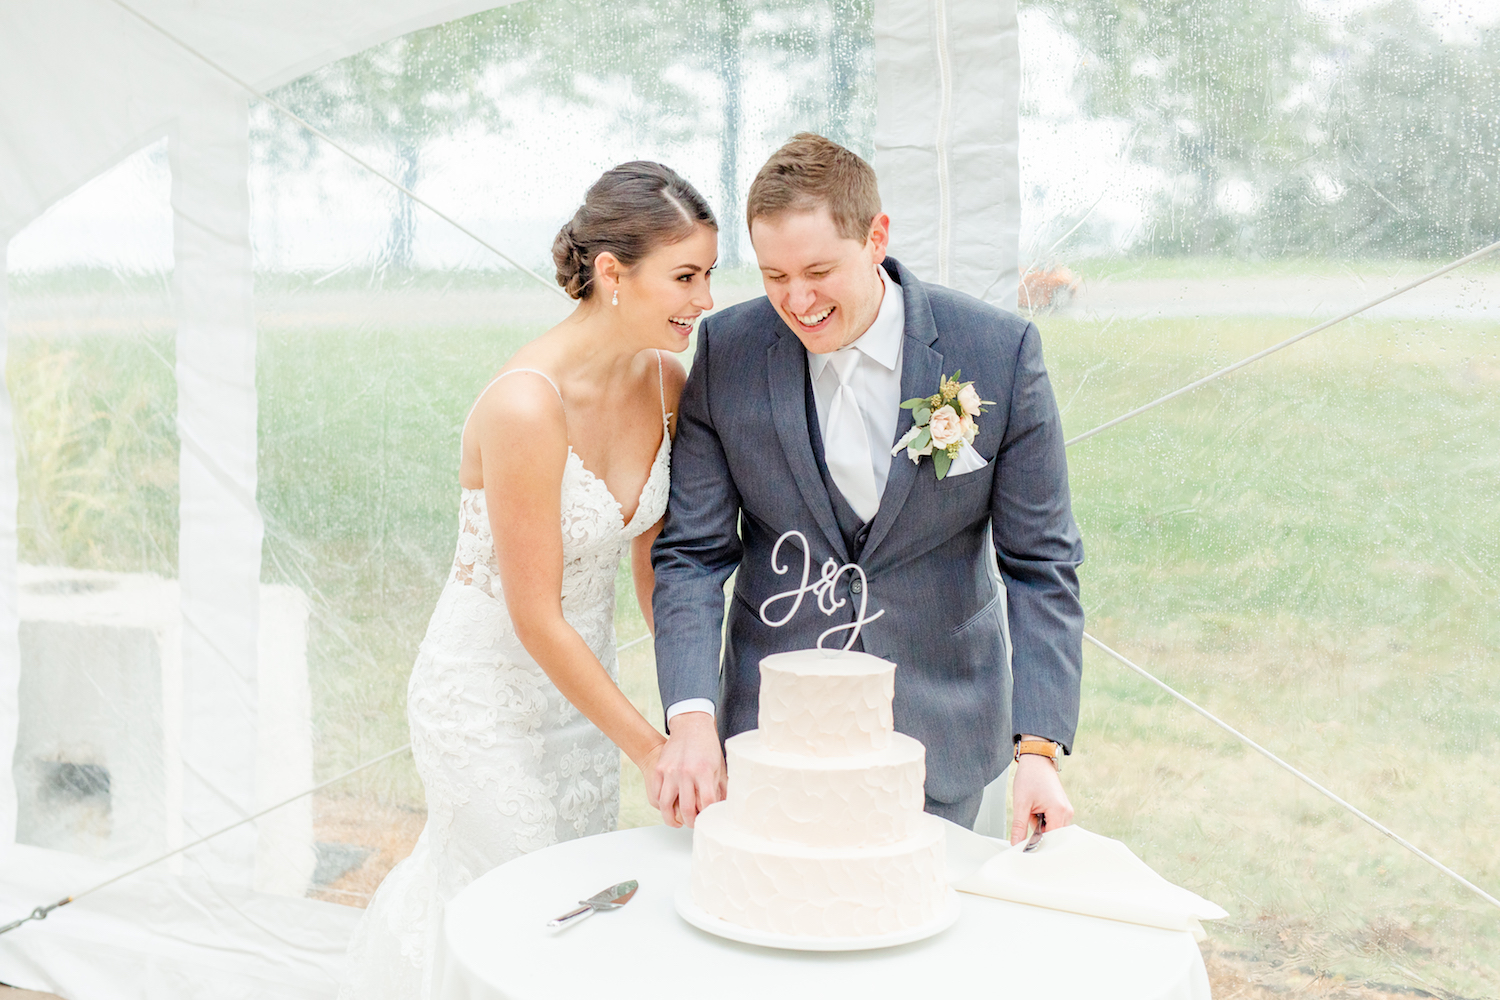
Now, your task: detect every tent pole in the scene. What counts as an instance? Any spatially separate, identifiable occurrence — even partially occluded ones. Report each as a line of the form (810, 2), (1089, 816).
(874, 0), (1021, 307)
(170, 92), (263, 885)
(0, 246), (18, 845)
(107, 0), (567, 299)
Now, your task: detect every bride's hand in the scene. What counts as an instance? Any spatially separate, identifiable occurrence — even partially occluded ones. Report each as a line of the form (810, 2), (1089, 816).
(650, 712), (725, 829)
(637, 740), (668, 811)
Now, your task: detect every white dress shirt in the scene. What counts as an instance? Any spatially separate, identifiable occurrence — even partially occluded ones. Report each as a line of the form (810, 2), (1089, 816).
(807, 263), (905, 502)
(666, 264), (906, 725)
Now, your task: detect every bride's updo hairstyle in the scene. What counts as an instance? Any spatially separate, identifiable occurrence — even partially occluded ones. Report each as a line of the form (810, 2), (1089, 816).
(552, 162), (717, 300)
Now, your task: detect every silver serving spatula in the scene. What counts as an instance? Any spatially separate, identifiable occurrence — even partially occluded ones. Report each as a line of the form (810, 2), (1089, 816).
(546, 879), (639, 929)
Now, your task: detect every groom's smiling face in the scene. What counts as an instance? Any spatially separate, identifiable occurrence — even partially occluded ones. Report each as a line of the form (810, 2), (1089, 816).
(751, 205), (891, 355)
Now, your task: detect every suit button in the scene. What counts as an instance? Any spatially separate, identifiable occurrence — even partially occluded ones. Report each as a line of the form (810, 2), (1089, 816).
(850, 579), (864, 595)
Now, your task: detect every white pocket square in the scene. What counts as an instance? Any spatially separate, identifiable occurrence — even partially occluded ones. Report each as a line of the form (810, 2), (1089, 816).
(945, 442), (989, 478)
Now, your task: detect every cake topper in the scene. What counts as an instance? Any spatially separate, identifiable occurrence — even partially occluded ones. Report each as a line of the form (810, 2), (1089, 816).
(758, 530), (885, 652)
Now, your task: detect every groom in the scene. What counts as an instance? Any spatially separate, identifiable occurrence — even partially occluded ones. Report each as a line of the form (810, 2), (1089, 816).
(650, 134), (1084, 840)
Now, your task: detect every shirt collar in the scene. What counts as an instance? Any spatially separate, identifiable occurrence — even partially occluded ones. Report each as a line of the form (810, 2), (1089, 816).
(808, 263), (905, 380)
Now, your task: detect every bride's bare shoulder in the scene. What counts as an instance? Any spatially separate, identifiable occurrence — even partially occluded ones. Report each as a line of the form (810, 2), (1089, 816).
(468, 368), (566, 444)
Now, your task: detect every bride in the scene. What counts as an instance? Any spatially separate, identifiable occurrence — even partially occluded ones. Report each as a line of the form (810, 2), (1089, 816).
(340, 162), (718, 999)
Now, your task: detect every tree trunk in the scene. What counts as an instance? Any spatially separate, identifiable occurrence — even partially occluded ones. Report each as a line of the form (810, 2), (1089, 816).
(385, 143), (421, 271)
(826, 0), (861, 148)
(718, 0), (744, 267)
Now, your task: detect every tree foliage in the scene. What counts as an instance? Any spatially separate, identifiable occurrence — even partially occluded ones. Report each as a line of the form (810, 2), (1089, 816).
(482, 0), (873, 265)
(256, 17), (511, 269)
(251, 0), (1493, 265)
(254, 0), (875, 271)
(1320, 2), (1500, 258)
(1037, 0), (1500, 258)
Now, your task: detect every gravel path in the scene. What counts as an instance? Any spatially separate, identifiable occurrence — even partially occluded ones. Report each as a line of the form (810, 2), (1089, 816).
(1058, 268), (1499, 320)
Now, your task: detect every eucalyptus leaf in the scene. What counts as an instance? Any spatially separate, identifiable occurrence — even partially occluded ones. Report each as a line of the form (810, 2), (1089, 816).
(913, 428), (932, 451)
(915, 407), (931, 424)
(933, 450), (952, 479)
(900, 397), (926, 410)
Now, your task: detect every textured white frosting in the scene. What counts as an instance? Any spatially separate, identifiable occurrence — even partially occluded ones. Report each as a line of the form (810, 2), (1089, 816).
(757, 649), (895, 756)
(725, 730), (926, 848)
(690, 648), (948, 940)
(690, 805), (948, 937)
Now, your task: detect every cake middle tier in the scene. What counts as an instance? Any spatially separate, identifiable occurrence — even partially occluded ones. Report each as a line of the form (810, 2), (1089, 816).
(726, 729), (926, 848)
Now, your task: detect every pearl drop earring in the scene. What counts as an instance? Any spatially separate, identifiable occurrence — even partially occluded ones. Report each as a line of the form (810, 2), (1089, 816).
(612, 288), (619, 306)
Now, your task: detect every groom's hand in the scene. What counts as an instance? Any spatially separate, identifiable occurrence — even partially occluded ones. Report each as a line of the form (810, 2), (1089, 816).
(1010, 754), (1075, 845)
(652, 712), (726, 829)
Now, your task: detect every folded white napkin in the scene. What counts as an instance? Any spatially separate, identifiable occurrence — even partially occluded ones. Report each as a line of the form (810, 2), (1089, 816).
(943, 823), (1227, 940)
(945, 442), (988, 478)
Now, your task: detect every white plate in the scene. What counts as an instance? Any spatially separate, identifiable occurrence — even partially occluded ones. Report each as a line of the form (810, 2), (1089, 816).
(674, 885), (961, 952)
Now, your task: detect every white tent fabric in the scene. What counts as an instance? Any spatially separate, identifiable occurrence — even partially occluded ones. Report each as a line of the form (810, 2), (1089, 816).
(876, 0), (1021, 309)
(0, 246), (15, 850)
(0, 844), (360, 998)
(0, 0), (1022, 993)
(170, 84), (264, 885)
(0, 0), (527, 877)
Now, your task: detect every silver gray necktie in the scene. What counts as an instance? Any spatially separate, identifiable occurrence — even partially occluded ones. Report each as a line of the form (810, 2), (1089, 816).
(822, 349), (880, 522)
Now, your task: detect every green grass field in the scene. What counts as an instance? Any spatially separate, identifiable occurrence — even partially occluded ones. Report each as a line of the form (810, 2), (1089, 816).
(6, 268), (1497, 995)
(1041, 312), (1500, 996)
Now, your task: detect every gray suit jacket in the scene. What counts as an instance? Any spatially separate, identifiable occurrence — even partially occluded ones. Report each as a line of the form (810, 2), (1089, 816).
(651, 258), (1084, 803)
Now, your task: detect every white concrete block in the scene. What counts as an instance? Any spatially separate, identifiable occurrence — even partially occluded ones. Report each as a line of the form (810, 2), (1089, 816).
(13, 565), (314, 895)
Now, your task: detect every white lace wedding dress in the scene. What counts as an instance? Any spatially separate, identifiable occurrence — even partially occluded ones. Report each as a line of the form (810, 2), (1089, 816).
(339, 360), (671, 1000)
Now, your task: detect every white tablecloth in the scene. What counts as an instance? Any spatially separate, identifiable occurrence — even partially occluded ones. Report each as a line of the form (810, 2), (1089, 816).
(437, 826), (1211, 1000)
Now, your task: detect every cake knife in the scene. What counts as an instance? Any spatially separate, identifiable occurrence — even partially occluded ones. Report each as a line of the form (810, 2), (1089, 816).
(1024, 814), (1047, 853)
(546, 879), (639, 929)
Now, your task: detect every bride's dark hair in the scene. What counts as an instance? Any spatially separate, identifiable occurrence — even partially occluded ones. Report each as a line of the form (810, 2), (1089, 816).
(552, 162), (718, 300)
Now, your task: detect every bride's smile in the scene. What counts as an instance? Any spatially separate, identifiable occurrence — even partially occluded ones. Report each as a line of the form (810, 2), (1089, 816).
(593, 222), (717, 353)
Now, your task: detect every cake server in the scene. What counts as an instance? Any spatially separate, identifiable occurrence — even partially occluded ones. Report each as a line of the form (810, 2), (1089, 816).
(546, 879), (639, 929)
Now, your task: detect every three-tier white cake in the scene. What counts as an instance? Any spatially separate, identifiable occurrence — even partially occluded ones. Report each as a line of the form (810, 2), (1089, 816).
(688, 649), (949, 938)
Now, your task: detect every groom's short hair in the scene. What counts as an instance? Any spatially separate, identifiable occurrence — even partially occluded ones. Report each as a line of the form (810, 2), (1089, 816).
(747, 133), (882, 242)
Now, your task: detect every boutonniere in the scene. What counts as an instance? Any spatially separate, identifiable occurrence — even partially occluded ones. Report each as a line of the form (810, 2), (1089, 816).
(890, 370), (993, 479)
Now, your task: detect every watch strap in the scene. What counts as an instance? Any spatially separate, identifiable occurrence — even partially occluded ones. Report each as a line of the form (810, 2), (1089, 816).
(1014, 739), (1061, 770)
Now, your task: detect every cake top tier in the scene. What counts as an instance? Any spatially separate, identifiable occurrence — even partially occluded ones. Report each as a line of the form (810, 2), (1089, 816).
(758, 649), (896, 757)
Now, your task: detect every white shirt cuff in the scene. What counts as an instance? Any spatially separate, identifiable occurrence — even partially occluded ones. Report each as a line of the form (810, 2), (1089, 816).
(666, 698), (716, 723)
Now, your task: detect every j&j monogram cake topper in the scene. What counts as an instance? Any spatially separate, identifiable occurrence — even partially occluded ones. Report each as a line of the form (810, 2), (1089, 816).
(758, 529), (885, 652)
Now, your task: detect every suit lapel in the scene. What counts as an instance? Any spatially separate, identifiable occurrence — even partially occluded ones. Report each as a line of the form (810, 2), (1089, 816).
(862, 260), (941, 562)
(767, 334), (849, 562)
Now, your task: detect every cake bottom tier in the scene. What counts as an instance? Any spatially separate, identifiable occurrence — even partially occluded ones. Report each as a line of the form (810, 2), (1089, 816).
(690, 804), (948, 938)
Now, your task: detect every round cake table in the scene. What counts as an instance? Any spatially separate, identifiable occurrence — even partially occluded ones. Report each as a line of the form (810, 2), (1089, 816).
(437, 826), (1211, 1000)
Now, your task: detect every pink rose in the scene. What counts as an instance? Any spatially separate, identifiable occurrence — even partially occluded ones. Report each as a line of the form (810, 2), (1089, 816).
(957, 383), (983, 415)
(928, 405), (964, 448)
(960, 412), (978, 444)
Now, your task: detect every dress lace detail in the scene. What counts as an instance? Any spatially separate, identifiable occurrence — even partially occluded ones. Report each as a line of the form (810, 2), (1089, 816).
(339, 357), (671, 1000)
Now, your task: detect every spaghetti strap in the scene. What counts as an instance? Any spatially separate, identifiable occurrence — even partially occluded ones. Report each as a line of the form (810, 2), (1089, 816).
(654, 350), (670, 432)
(460, 367), (564, 454)
(496, 367), (563, 399)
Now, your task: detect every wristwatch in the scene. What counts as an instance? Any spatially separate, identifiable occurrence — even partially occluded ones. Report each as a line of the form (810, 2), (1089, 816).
(1014, 738), (1061, 772)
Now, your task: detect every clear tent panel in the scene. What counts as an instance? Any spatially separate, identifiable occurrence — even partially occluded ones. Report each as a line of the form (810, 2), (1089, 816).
(1017, 0), (1499, 993)
(2, 0), (1497, 994)
(248, 0), (879, 904)
(4, 142), (184, 873)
